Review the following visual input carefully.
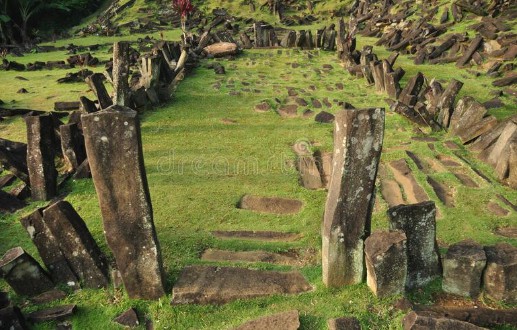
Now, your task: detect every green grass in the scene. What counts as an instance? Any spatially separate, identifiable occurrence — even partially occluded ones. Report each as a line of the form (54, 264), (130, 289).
(1, 1), (517, 328)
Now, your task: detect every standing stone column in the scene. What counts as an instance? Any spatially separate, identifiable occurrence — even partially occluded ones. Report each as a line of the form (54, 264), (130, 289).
(388, 201), (442, 290)
(112, 42), (130, 106)
(20, 208), (79, 288)
(82, 105), (165, 300)
(26, 115), (57, 201)
(322, 108), (385, 287)
(0, 247), (54, 297)
(60, 123), (86, 172)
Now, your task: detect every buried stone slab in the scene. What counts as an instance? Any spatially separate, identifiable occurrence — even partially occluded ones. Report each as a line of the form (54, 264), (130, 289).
(201, 249), (300, 266)
(235, 310), (300, 330)
(322, 108), (385, 287)
(20, 208), (79, 288)
(211, 231), (301, 242)
(238, 195), (303, 215)
(171, 265), (312, 305)
(26, 304), (76, 323)
(427, 176), (455, 207)
(442, 240), (486, 298)
(365, 230), (407, 298)
(403, 311), (487, 330)
(0, 247), (54, 297)
(388, 201), (441, 290)
(25, 114), (57, 201)
(484, 243), (517, 303)
(388, 159), (429, 204)
(82, 105), (165, 300)
(43, 201), (109, 289)
(380, 180), (405, 207)
(328, 317), (361, 330)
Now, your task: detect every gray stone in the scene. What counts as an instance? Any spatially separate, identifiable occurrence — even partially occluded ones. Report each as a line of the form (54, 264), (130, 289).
(60, 123), (86, 172)
(235, 310), (300, 330)
(239, 195), (303, 215)
(0, 247), (54, 297)
(25, 115), (57, 201)
(388, 201), (441, 290)
(112, 42), (131, 106)
(365, 230), (407, 298)
(171, 266), (312, 304)
(20, 208), (79, 288)
(82, 105), (165, 299)
(484, 243), (517, 303)
(43, 200), (109, 289)
(297, 156), (323, 189)
(442, 240), (486, 298)
(328, 317), (361, 330)
(322, 108), (385, 287)
(403, 311), (487, 330)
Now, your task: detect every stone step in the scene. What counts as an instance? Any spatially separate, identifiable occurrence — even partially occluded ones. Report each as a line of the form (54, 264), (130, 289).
(211, 230), (302, 242)
(171, 265), (312, 305)
(236, 310), (300, 330)
(201, 249), (305, 266)
(388, 159), (429, 204)
(238, 195), (303, 215)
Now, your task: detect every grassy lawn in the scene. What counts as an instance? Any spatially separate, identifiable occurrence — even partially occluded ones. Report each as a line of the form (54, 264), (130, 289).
(1, 5), (517, 329)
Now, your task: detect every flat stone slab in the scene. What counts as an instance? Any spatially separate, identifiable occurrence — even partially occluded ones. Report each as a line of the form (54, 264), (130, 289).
(238, 195), (303, 215)
(487, 202), (510, 216)
(235, 310), (300, 330)
(436, 154), (462, 167)
(211, 231), (302, 242)
(453, 172), (479, 188)
(201, 249), (300, 266)
(171, 266), (312, 305)
(495, 227), (517, 238)
(381, 180), (405, 207)
(427, 177), (455, 207)
(26, 304), (76, 323)
(389, 159), (429, 204)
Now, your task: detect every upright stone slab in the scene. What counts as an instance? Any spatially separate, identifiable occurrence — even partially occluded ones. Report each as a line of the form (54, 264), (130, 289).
(484, 243), (517, 303)
(365, 230), (407, 298)
(25, 115), (57, 201)
(388, 201), (441, 290)
(82, 105), (165, 300)
(322, 108), (385, 287)
(437, 79), (463, 129)
(20, 208), (79, 288)
(112, 42), (130, 106)
(60, 123), (86, 172)
(43, 201), (109, 289)
(0, 247), (54, 297)
(442, 240), (486, 298)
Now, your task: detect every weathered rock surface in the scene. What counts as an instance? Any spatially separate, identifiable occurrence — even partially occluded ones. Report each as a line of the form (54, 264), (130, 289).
(442, 240), (486, 298)
(484, 243), (517, 303)
(43, 201), (109, 289)
(204, 42), (238, 57)
(20, 208), (78, 288)
(365, 230), (407, 297)
(403, 311), (487, 330)
(82, 105), (165, 299)
(388, 202), (441, 290)
(113, 308), (139, 328)
(328, 317), (361, 330)
(297, 156), (323, 189)
(26, 304), (76, 323)
(238, 195), (303, 215)
(201, 249), (299, 265)
(322, 108), (385, 287)
(171, 266), (312, 304)
(25, 115), (57, 200)
(235, 310), (300, 330)
(211, 230), (301, 242)
(0, 247), (54, 297)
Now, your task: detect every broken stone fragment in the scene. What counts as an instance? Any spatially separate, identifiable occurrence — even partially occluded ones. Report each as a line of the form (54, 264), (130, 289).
(388, 201), (442, 290)
(0, 247), (54, 297)
(365, 230), (407, 298)
(442, 240), (486, 298)
(483, 243), (517, 303)
(113, 308), (139, 328)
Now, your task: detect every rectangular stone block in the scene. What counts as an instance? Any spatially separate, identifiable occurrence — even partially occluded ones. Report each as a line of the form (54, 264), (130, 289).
(82, 105), (165, 299)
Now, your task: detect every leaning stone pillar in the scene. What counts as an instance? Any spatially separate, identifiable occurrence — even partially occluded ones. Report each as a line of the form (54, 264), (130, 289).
(82, 105), (165, 299)
(322, 108), (385, 287)
(0, 247), (54, 297)
(26, 115), (57, 200)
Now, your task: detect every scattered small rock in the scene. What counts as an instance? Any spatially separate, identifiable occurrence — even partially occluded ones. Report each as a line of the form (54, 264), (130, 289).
(314, 111), (335, 123)
(17, 88), (28, 94)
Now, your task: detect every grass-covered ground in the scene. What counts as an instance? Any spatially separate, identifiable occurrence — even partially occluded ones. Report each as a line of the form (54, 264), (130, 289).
(1, 0), (517, 328)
